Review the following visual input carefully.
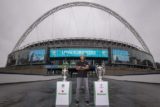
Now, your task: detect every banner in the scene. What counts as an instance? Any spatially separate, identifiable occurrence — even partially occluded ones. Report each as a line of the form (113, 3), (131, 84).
(50, 48), (108, 58)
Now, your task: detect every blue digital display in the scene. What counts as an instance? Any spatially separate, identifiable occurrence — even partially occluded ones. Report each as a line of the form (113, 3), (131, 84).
(50, 48), (108, 58)
(29, 49), (46, 62)
(112, 49), (129, 62)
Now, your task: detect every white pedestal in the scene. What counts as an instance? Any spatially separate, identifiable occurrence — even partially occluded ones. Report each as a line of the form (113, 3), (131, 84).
(94, 81), (109, 107)
(56, 81), (72, 107)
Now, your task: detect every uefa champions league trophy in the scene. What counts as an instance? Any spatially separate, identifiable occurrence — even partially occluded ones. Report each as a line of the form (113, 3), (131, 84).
(94, 64), (109, 107)
(96, 65), (105, 81)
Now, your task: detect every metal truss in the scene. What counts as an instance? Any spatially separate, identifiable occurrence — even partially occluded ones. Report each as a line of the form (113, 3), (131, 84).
(12, 1), (151, 54)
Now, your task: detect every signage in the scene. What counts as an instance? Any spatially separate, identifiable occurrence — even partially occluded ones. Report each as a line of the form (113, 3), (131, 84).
(50, 48), (108, 58)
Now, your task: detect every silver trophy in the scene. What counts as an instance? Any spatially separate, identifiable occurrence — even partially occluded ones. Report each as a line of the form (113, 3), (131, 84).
(96, 65), (105, 81)
(62, 66), (68, 81)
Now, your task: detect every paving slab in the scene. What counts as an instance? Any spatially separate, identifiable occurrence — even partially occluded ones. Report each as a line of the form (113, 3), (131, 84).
(0, 74), (61, 84)
(105, 74), (160, 83)
(0, 78), (160, 107)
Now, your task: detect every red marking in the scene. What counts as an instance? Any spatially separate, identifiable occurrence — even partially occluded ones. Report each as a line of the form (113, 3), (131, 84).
(100, 90), (103, 93)
(62, 90), (64, 93)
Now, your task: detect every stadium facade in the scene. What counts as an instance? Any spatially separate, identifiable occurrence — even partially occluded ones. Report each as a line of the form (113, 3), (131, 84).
(6, 37), (155, 74)
(4, 2), (157, 75)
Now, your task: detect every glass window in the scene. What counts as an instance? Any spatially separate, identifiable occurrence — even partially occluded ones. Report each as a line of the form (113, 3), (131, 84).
(112, 49), (129, 63)
(17, 50), (29, 65)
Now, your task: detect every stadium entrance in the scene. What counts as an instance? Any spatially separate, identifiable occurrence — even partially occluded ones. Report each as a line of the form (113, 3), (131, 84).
(49, 48), (109, 70)
(46, 48), (109, 76)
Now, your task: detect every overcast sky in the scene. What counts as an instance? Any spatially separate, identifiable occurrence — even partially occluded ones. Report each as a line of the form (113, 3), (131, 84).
(0, 0), (160, 67)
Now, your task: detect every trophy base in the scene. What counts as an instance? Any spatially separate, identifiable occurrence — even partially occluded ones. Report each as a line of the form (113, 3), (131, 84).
(94, 81), (109, 107)
(56, 81), (72, 107)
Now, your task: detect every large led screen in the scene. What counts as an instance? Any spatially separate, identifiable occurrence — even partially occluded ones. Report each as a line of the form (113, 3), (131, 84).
(50, 48), (108, 58)
(29, 49), (46, 62)
(112, 49), (129, 62)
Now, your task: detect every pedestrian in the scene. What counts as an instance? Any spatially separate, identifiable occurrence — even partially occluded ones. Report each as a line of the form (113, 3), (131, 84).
(75, 55), (90, 105)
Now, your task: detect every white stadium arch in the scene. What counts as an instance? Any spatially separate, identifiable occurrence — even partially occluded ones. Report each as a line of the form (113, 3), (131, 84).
(13, 1), (151, 54)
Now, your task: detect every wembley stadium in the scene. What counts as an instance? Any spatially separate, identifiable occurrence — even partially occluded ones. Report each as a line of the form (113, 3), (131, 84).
(6, 37), (155, 75)
(4, 2), (157, 75)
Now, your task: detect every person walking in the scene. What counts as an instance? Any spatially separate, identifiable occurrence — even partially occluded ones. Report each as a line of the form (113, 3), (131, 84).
(75, 55), (90, 105)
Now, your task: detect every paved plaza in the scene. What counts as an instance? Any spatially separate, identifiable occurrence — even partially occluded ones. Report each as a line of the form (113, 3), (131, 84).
(0, 76), (160, 107)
